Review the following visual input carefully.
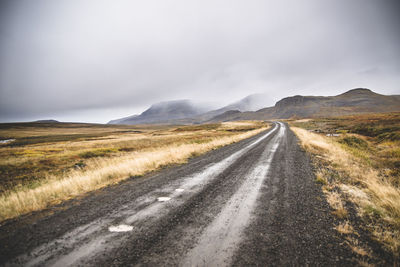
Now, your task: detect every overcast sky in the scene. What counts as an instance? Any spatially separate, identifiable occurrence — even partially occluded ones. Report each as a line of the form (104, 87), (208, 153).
(0, 0), (399, 123)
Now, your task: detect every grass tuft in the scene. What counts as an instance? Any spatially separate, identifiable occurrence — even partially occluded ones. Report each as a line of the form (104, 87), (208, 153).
(326, 191), (348, 218)
(339, 136), (368, 150)
(336, 221), (354, 235)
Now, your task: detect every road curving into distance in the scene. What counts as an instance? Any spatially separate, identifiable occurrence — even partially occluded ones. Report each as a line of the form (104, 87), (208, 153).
(0, 122), (355, 266)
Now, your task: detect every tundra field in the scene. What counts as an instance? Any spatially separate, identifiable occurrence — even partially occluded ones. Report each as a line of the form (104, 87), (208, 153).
(0, 121), (268, 222)
(1, 113), (399, 263)
(290, 112), (400, 261)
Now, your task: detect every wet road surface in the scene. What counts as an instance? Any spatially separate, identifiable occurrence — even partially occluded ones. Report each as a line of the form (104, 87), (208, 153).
(0, 122), (355, 266)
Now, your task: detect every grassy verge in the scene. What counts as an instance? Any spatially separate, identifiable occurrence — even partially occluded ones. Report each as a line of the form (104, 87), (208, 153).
(0, 121), (267, 222)
(290, 113), (400, 263)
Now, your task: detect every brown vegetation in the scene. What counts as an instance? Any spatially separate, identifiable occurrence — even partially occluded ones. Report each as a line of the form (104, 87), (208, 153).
(290, 112), (400, 261)
(0, 121), (267, 222)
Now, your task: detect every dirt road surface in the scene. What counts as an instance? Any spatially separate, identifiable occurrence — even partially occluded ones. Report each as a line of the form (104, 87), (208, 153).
(0, 122), (356, 266)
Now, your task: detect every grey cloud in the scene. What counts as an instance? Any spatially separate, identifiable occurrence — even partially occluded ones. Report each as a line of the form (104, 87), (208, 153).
(0, 0), (399, 122)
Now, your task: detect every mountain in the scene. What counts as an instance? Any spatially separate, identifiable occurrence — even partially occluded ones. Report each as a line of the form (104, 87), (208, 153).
(217, 93), (271, 112)
(108, 114), (139, 125)
(108, 100), (211, 125)
(108, 88), (400, 125)
(34, 119), (60, 123)
(180, 93), (272, 123)
(109, 94), (272, 125)
(207, 88), (400, 122)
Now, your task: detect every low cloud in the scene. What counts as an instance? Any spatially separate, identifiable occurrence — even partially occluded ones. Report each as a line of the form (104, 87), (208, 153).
(1, 0), (399, 122)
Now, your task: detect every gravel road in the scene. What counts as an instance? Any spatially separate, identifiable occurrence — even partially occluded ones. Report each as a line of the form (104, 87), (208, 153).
(0, 122), (356, 266)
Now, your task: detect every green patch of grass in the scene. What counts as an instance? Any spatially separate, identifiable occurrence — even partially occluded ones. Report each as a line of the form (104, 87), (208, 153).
(339, 136), (369, 150)
(337, 129), (349, 134)
(386, 148), (400, 158)
(190, 139), (211, 144)
(9, 133), (111, 146)
(353, 125), (400, 138)
(377, 132), (400, 142)
(78, 148), (119, 158)
(225, 127), (258, 132)
(174, 123), (221, 132)
(364, 205), (383, 219)
(315, 175), (327, 185)
(73, 160), (86, 169)
(118, 147), (135, 152)
(15, 149), (45, 157)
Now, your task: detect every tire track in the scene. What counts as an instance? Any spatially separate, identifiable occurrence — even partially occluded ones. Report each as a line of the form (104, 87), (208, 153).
(4, 124), (280, 266)
(1, 122), (356, 266)
(181, 122), (285, 266)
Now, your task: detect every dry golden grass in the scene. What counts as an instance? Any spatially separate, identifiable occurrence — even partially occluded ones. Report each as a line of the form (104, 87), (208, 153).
(0, 121), (267, 222)
(326, 191), (348, 219)
(315, 170), (328, 185)
(291, 126), (400, 257)
(346, 236), (369, 257)
(336, 221), (354, 235)
(292, 119), (312, 123)
(0, 121), (264, 192)
(291, 112), (400, 180)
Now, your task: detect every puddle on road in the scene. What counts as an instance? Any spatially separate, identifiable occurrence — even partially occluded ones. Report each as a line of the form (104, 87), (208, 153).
(157, 197), (171, 202)
(175, 188), (185, 192)
(108, 224), (133, 232)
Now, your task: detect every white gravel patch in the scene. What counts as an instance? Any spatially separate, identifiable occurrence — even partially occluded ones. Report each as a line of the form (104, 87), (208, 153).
(108, 224), (133, 232)
(175, 189), (185, 192)
(0, 139), (15, 144)
(157, 197), (171, 202)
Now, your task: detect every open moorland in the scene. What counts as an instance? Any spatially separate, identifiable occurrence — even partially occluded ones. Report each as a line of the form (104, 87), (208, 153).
(290, 112), (400, 262)
(0, 121), (267, 222)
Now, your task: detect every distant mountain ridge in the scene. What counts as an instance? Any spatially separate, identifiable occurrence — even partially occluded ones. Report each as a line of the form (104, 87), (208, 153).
(108, 94), (272, 125)
(108, 88), (400, 125)
(207, 88), (400, 122)
(217, 93), (271, 112)
(108, 100), (210, 125)
(34, 119), (60, 123)
(186, 93), (272, 123)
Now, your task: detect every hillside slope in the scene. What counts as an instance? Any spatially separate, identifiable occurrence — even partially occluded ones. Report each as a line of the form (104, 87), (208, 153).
(108, 100), (209, 124)
(208, 88), (400, 122)
(109, 94), (272, 125)
(188, 93), (272, 122)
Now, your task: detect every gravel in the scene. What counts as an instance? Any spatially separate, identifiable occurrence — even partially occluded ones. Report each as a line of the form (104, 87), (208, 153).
(0, 123), (357, 266)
